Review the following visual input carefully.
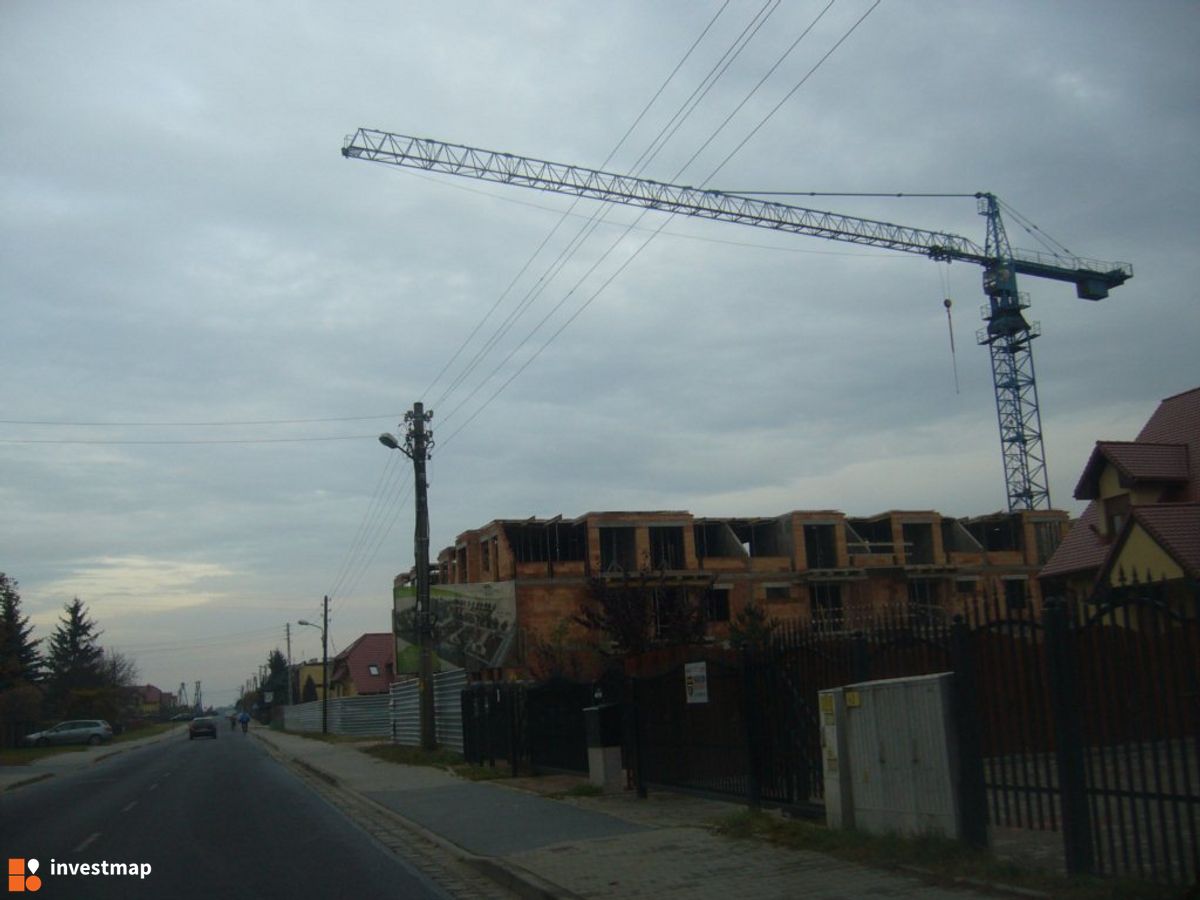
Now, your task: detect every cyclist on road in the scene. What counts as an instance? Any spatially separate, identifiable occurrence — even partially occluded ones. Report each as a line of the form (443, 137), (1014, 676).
(238, 710), (250, 733)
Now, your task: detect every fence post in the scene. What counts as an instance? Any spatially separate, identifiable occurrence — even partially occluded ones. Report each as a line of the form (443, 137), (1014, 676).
(851, 631), (870, 683)
(949, 615), (989, 848)
(628, 676), (647, 798)
(1044, 598), (1094, 875)
(742, 647), (763, 809)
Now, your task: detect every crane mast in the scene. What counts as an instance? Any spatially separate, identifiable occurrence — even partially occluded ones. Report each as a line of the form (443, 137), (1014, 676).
(343, 128), (1132, 511)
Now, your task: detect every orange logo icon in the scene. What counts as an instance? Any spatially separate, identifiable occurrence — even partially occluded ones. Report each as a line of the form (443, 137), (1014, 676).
(7, 859), (41, 893)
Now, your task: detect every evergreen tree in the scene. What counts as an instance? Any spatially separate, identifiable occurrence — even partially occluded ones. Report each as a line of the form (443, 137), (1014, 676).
(44, 598), (104, 715)
(1, 573), (41, 688)
(263, 648), (289, 703)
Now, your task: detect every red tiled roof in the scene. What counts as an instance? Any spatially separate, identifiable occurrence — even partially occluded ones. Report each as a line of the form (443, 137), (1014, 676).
(1074, 442), (1190, 499)
(331, 633), (395, 695)
(1129, 503), (1200, 579)
(1041, 386), (1200, 581)
(1136, 386), (1200, 502)
(1039, 504), (1107, 578)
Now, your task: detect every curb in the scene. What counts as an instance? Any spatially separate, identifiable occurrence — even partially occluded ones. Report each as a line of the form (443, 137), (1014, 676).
(1, 772), (54, 792)
(253, 732), (581, 900)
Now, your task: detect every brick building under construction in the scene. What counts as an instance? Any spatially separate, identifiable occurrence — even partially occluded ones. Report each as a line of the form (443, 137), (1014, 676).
(393, 507), (1071, 677)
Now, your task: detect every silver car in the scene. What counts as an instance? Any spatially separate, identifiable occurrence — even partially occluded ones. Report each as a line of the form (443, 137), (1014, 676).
(23, 719), (113, 747)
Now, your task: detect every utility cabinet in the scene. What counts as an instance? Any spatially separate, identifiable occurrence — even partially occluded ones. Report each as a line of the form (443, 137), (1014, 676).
(820, 672), (964, 840)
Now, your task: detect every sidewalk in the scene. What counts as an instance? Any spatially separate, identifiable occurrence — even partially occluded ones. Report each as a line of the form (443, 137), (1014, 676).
(254, 728), (1003, 900)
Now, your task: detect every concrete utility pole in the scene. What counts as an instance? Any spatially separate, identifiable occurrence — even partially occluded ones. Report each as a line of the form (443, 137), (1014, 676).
(297, 609), (329, 733)
(380, 402), (437, 750)
(285, 622), (294, 705)
(322, 594), (330, 734)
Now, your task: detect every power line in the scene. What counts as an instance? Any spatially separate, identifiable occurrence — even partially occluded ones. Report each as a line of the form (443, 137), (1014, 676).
(438, 1), (880, 443)
(0, 414), (405, 427)
(432, 2), (782, 427)
(0, 434), (378, 446)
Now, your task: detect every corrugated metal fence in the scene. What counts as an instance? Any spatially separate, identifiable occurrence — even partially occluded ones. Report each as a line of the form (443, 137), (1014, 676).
(389, 668), (466, 754)
(280, 668), (466, 753)
(280, 693), (391, 737)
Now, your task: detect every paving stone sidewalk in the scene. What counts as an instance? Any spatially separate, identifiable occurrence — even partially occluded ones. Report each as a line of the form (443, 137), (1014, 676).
(255, 728), (1001, 900)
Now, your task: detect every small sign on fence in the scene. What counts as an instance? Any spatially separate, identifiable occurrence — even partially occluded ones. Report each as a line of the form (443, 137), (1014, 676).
(684, 661), (708, 704)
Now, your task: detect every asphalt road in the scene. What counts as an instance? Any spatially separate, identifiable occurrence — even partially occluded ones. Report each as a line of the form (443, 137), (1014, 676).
(0, 728), (453, 899)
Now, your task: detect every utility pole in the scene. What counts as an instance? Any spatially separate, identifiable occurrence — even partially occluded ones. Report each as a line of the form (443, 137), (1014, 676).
(322, 594), (330, 735)
(380, 402), (437, 750)
(285, 622), (294, 706)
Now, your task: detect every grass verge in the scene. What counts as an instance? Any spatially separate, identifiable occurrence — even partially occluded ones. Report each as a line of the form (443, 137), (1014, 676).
(710, 811), (1182, 900)
(0, 722), (175, 765)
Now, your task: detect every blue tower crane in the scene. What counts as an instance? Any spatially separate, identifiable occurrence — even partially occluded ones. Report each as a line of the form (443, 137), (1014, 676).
(342, 129), (1132, 511)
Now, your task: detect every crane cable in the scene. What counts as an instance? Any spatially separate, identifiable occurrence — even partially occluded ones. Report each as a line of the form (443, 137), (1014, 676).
(941, 264), (960, 395)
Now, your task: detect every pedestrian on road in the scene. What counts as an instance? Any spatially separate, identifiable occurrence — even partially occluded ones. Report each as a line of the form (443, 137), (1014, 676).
(238, 711), (250, 734)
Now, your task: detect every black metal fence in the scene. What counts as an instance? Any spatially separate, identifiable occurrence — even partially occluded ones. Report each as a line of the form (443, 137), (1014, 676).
(461, 581), (1199, 887)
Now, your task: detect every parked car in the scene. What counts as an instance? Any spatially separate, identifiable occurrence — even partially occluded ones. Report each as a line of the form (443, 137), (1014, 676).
(188, 716), (218, 740)
(23, 719), (113, 747)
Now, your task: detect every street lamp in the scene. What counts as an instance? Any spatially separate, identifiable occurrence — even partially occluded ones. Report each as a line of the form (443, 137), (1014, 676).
(298, 613), (329, 734)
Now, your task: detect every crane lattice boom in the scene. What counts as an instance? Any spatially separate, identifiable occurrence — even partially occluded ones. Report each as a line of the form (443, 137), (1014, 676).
(343, 128), (1133, 510)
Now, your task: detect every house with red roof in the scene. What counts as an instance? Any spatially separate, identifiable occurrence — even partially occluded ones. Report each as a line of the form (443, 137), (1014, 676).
(1040, 386), (1200, 611)
(328, 633), (396, 698)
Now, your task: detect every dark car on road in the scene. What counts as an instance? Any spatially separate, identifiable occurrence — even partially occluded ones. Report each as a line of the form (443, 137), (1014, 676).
(23, 719), (113, 747)
(188, 716), (218, 740)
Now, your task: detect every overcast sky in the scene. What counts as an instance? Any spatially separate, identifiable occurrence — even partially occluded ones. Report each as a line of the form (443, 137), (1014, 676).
(2, 1), (1196, 705)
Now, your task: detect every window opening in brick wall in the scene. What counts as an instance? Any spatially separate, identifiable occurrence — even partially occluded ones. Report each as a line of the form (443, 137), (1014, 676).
(811, 583), (843, 632)
(599, 527), (637, 573)
(649, 526), (685, 569)
(803, 523), (838, 568)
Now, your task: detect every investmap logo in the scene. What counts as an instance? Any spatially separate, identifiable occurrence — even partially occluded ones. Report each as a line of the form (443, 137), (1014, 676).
(7, 859), (41, 893)
(8, 857), (152, 891)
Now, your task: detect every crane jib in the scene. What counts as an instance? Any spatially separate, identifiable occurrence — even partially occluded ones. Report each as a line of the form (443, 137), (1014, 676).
(343, 126), (1133, 512)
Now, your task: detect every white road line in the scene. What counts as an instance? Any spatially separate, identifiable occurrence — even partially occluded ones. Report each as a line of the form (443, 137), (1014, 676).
(121, 801), (137, 813)
(74, 832), (101, 852)
(149, 783), (159, 791)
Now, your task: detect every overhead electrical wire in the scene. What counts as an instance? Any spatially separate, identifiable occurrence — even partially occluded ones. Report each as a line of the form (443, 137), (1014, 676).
(0, 434), (379, 445)
(330, 0), (887, 619)
(438, 0), (883, 449)
(431, 0), (783, 429)
(423, 0), (745, 415)
(420, 1), (734, 406)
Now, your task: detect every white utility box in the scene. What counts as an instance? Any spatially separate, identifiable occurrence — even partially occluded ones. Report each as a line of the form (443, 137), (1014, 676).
(819, 672), (963, 840)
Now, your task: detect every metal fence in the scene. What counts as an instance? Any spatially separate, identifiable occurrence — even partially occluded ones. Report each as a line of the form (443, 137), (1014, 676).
(623, 584), (1199, 888)
(389, 668), (466, 753)
(280, 692), (391, 737)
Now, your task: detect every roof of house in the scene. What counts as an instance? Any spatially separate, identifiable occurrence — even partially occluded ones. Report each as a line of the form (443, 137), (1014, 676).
(330, 633), (394, 694)
(1075, 442), (1190, 499)
(1041, 386), (1200, 581)
(1125, 503), (1200, 580)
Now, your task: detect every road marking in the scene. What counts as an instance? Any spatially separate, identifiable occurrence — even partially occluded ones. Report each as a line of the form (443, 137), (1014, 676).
(75, 832), (101, 852)
(121, 801), (137, 813)
(149, 783), (159, 791)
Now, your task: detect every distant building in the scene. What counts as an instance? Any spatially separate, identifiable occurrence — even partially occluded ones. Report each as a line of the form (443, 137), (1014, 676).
(328, 633), (395, 697)
(133, 684), (166, 718)
(294, 660), (328, 703)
